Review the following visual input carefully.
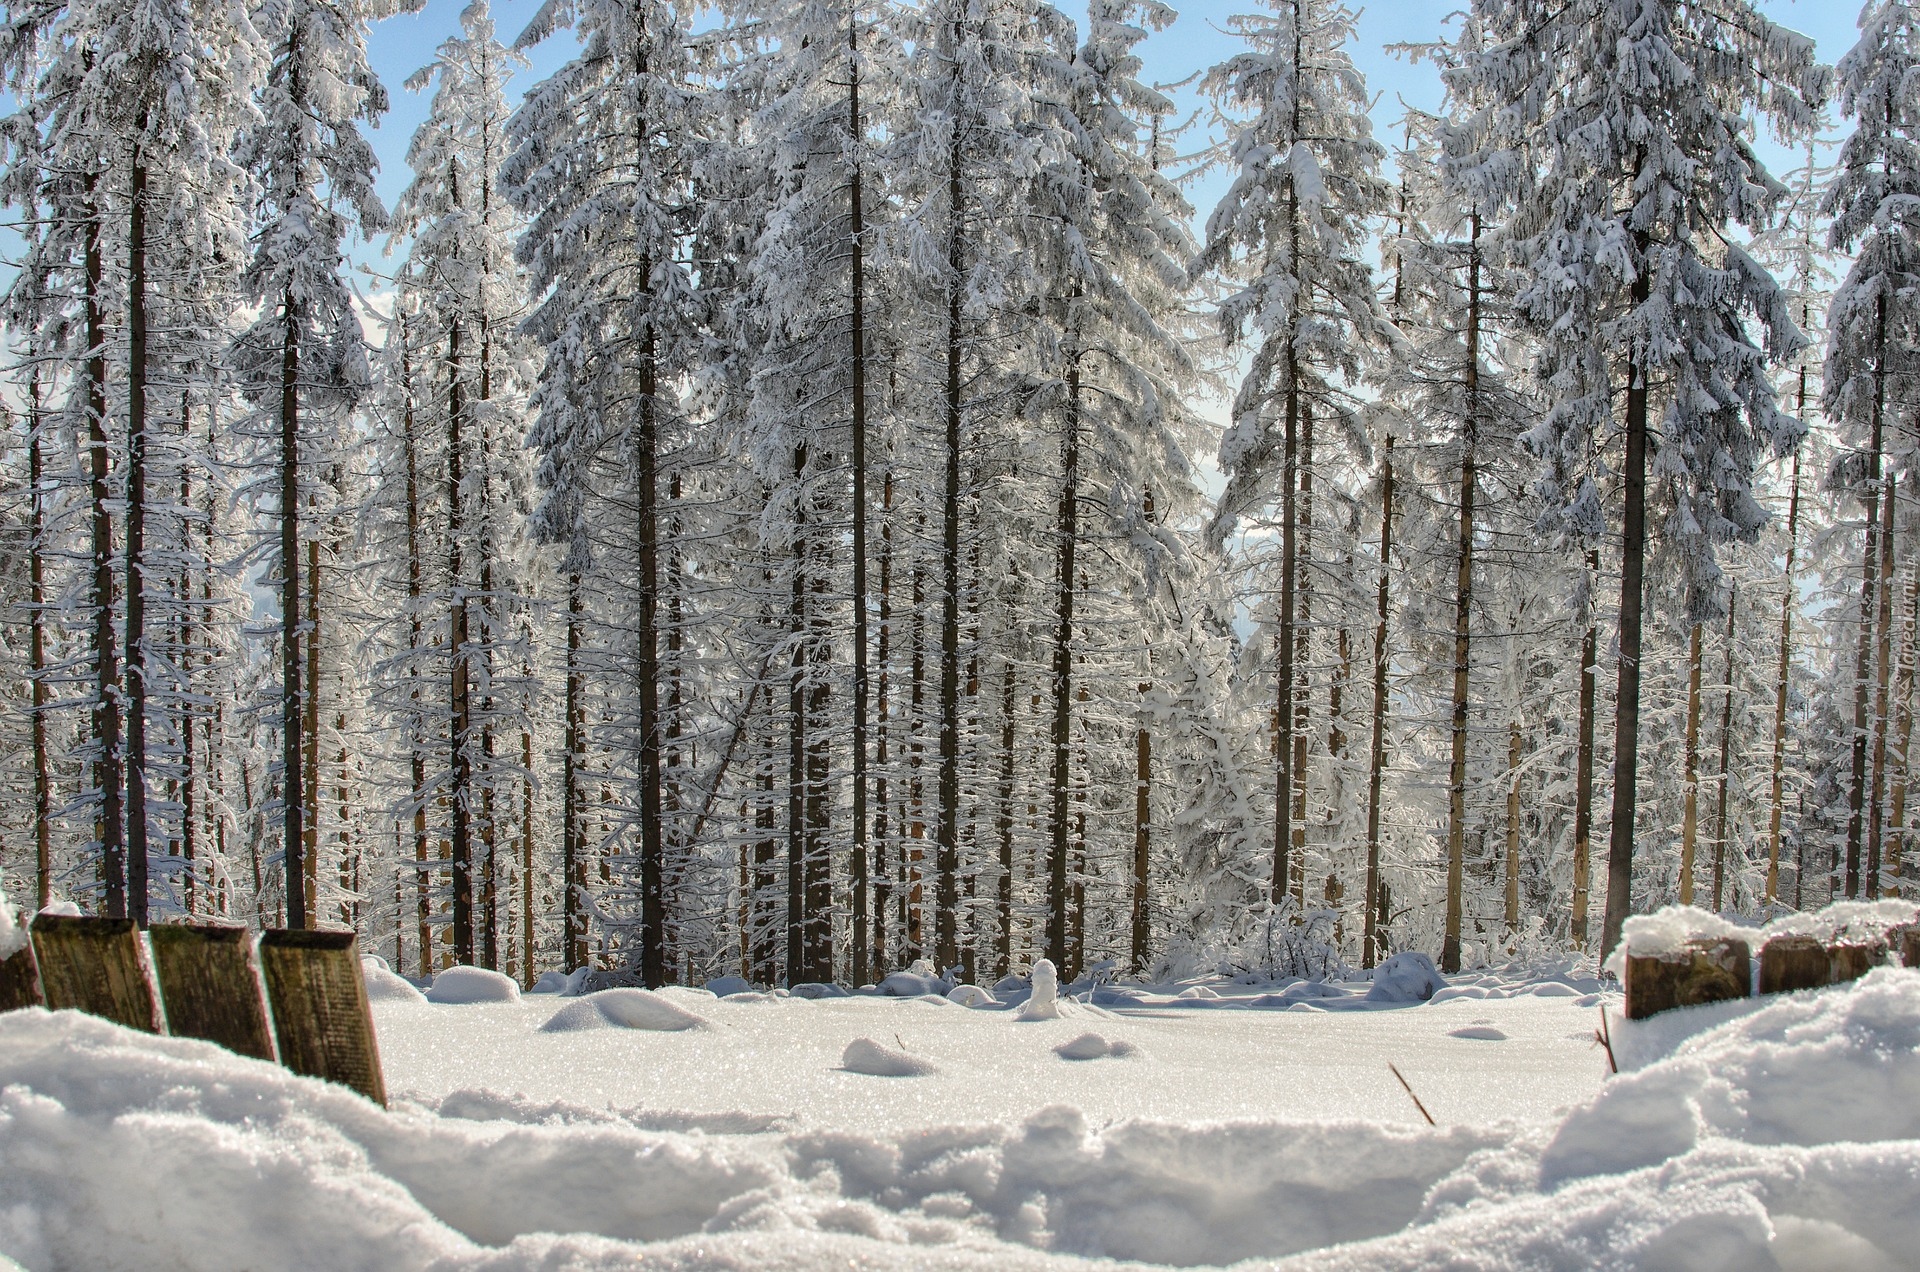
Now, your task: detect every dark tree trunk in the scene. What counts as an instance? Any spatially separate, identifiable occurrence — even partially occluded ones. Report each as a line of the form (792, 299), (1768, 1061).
(1601, 254), (1656, 959)
(27, 373), (51, 907)
(562, 574), (586, 971)
(278, 280), (303, 929)
(1572, 547), (1599, 945)
(86, 177), (126, 919)
(1363, 436), (1395, 967)
(936, 66), (966, 976)
(1844, 294), (1889, 901)
(1047, 364), (1080, 973)
(848, 22), (871, 988)
(124, 143), (151, 926)
(1766, 442), (1802, 904)
(448, 314), (474, 964)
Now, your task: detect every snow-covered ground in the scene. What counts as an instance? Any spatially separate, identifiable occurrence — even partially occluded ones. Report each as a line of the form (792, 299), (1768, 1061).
(4, 959), (1919, 1270)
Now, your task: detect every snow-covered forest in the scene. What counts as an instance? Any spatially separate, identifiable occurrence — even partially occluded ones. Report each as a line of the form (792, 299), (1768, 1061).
(0, 0), (1905, 990)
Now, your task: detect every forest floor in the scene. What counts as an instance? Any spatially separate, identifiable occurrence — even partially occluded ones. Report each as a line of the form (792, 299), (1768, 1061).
(2, 962), (1916, 1270)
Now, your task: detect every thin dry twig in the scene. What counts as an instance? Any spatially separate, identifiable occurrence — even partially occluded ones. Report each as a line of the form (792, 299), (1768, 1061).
(1388, 1062), (1436, 1126)
(1594, 1006), (1619, 1075)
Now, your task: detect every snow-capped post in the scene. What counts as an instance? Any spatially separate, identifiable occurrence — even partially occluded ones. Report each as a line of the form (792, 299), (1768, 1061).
(259, 930), (387, 1106)
(28, 915), (162, 1033)
(148, 925), (277, 1062)
(1623, 937), (1750, 1021)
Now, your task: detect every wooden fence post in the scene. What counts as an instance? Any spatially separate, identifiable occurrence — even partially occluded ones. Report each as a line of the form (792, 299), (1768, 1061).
(149, 924), (276, 1061)
(258, 929), (386, 1106)
(1827, 939), (1886, 986)
(28, 915), (160, 1032)
(1624, 938), (1750, 1021)
(1758, 934), (1828, 994)
(0, 942), (41, 1011)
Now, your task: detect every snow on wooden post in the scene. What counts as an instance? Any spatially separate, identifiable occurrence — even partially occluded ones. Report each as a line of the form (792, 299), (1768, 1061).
(149, 924), (276, 1061)
(28, 915), (161, 1031)
(1624, 937), (1750, 1021)
(258, 929), (386, 1106)
(0, 944), (42, 1011)
(1759, 935), (1829, 994)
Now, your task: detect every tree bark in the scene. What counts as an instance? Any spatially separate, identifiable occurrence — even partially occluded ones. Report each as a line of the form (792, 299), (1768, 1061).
(1600, 251), (1655, 959)
(278, 280), (303, 929)
(447, 313), (474, 964)
(1572, 547), (1599, 945)
(1711, 591), (1738, 911)
(1363, 436), (1394, 968)
(27, 372), (51, 908)
(85, 176), (126, 919)
(1844, 293), (1889, 901)
(562, 573), (585, 971)
(847, 17), (871, 988)
(1767, 444), (1802, 904)
(1868, 474), (1899, 897)
(1680, 621), (1703, 905)
(124, 142), (151, 926)
(938, 49), (966, 975)
(1505, 721), (1522, 932)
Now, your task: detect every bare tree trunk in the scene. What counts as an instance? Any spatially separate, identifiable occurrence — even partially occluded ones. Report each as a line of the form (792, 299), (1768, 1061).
(27, 373), (51, 907)
(1767, 447), (1802, 904)
(1868, 475), (1899, 897)
(873, 474), (893, 975)
(786, 445), (807, 983)
(84, 175), (126, 919)
(1888, 558), (1916, 888)
(1711, 591), (1738, 911)
(997, 658), (1017, 978)
(1572, 547), (1599, 944)
(1505, 721), (1522, 932)
(1363, 436), (1394, 968)
(124, 142), (151, 926)
(277, 280), (303, 929)
(447, 316), (474, 964)
(1442, 219), (1482, 972)
(1680, 621), (1703, 905)
(1290, 407), (1314, 908)
(847, 25), (871, 987)
(1844, 294), (1890, 901)
(938, 70), (966, 976)
(402, 333), (431, 972)
(562, 574), (585, 971)
(1601, 248), (1655, 959)
(1047, 362), (1079, 974)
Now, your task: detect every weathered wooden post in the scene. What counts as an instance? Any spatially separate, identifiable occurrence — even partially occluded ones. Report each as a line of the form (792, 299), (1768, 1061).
(1624, 937), (1751, 1020)
(149, 924), (276, 1061)
(1758, 934), (1829, 994)
(28, 914), (161, 1031)
(1894, 923), (1920, 970)
(0, 942), (42, 1011)
(1827, 938), (1886, 985)
(258, 929), (386, 1106)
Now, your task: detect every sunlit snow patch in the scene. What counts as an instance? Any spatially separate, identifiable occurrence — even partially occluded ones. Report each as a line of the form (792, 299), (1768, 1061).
(425, 966), (520, 1005)
(539, 988), (707, 1033)
(840, 1036), (936, 1076)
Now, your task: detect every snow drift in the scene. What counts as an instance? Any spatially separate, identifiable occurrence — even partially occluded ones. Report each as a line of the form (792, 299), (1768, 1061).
(5, 969), (1920, 1269)
(539, 989), (707, 1033)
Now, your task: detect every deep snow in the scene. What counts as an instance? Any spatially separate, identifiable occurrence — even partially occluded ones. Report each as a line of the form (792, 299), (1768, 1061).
(4, 955), (1919, 1270)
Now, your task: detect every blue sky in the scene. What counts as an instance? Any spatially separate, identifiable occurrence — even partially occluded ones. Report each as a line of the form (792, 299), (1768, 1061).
(360, 0), (1866, 249)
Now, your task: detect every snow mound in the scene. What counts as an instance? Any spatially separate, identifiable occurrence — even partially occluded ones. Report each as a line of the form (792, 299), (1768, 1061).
(425, 966), (520, 1005)
(840, 1036), (936, 1077)
(991, 973), (1030, 997)
(876, 970), (949, 997)
(705, 974), (754, 997)
(789, 982), (849, 999)
(362, 958), (428, 1005)
(0, 888), (24, 960)
(539, 989), (707, 1033)
(1446, 1026), (1507, 1041)
(1252, 981), (1353, 1008)
(1052, 1032), (1140, 1061)
(1177, 985), (1220, 999)
(1367, 952), (1444, 1003)
(946, 984), (996, 1008)
(527, 970), (570, 994)
(13, 976), (1920, 1271)
(1017, 959), (1062, 1020)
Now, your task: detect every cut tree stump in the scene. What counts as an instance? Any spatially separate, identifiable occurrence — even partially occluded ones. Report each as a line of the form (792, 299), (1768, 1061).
(1894, 924), (1920, 970)
(0, 942), (42, 1011)
(149, 924), (275, 1061)
(1624, 938), (1750, 1020)
(1759, 935), (1829, 994)
(1827, 939), (1886, 985)
(258, 929), (386, 1106)
(28, 915), (160, 1032)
